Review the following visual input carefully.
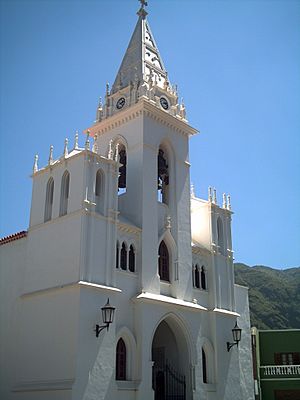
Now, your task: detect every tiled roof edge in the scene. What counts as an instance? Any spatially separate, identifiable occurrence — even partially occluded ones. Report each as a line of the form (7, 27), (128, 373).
(0, 231), (28, 246)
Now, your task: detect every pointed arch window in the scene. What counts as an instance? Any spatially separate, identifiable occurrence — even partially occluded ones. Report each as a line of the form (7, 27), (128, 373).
(116, 242), (119, 269)
(202, 348), (207, 384)
(59, 171), (70, 217)
(44, 177), (54, 222)
(95, 169), (103, 212)
(194, 264), (200, 289)
(129, 245), (135, 272)
(120, 242), (127, 270)
(118, 144), (127, 194)
(157, 148), (169, 204)
(201, 266), (207, 290)
(116, 338), (126, 381)
(95, 169), (102, 197)
(217, 217), (225, 255)
(158, 240), (169, 282)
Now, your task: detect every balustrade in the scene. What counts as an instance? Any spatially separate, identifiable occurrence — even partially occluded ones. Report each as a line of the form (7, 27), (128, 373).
(261, 365), (300, 377)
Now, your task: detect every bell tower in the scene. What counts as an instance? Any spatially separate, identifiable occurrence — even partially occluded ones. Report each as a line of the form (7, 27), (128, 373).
(86, 0), (197, 300)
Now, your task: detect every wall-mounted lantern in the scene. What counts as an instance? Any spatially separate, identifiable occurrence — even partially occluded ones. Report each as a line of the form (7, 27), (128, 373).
(227, 321), (242, 351)
(95, 298), (115, 337)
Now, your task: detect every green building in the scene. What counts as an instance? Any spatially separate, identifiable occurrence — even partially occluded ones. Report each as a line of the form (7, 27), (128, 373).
(252, 328), (300, 400)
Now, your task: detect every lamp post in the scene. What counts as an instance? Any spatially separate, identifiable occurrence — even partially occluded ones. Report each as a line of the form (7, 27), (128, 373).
(95, 298), (116, 337)
(227, 321), (242, 351)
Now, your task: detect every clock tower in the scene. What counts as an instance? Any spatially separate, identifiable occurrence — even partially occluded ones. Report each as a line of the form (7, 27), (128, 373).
(86, 1), (197, 301)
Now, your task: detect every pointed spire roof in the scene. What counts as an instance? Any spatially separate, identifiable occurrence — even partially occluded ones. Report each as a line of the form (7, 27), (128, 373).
(111, 2), (168, 94)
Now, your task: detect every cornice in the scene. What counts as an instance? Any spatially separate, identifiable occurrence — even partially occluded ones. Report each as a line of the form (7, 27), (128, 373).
(192, 244), (211, 256)
(86, 98), (198, 138)
(32, 150), (115, 178)
(117, 221), (141, 235)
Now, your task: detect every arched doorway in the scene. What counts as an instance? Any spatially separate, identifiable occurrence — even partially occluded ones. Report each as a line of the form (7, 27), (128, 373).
(152, 316), (190, 400)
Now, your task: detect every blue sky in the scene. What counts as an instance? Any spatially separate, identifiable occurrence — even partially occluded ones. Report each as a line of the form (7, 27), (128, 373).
(0, 0), (299, 269)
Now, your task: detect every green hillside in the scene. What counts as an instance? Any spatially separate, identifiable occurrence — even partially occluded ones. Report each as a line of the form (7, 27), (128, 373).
(234, 263), (300, 329)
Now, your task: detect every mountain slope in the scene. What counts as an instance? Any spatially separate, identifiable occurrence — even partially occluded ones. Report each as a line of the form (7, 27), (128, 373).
(234, 263), (300, 329)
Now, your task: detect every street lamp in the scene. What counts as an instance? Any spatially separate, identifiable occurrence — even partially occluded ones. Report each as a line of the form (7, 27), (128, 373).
(227, 321), (242, 351)
(95, 298), (115, 337)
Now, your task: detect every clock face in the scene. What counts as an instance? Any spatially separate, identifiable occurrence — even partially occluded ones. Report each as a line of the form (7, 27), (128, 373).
(160, 97), (169, 110)
(116, 97), (126, 110)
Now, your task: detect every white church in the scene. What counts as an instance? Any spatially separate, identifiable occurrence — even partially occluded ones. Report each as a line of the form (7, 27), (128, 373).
(0, 2), (254, 399)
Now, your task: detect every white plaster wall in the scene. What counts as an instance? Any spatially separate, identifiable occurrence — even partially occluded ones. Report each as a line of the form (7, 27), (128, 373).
(24, 215), (82, 293)
(73, 287), (119, 400)
(15, 287), (79, 387)
(235, 284), (255, 400)
(191, 199), (211, 250)
(0, 238), (27, 400)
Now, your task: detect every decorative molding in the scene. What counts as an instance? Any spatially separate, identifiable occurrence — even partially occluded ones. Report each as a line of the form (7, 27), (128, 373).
(211, 308), (240, 317)
(192, 245), (211, 256)
(116, 380), (141, 391)
(85, 99), (198, 139)
(117, 221), (141, 235)
(134, 292), (207, 311)
(13, 378), (74, 392)
(32, 149), (114, 178)
(21, 281), (122, 298)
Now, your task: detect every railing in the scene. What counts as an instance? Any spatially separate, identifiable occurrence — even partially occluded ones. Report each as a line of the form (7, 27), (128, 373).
(260, 365), (300, 378)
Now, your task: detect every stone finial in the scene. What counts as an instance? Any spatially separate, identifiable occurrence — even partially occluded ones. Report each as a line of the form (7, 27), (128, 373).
(48, 145), (54, 166)
(114, 143), (120, 162)
(180, 99), (186, 119)
(106, 82), (110, 97)
(191, 183), (195, 197)
(64, 138), (68, 158)
(33, 154), (38, 173)
(213, 188), (217, 205)
(74, 130), (79, 150)
(173, 84), (178, 96)
(96, 98), (103, 122)
(92, 134), (98, 153)
(85, 130), (90, 151)
(108, 140), (113, 160)
(227, 194), (231, 211)
(165, 215), (171, 230)
(208, 186), (212, 202)
(222, 193), (227, 209)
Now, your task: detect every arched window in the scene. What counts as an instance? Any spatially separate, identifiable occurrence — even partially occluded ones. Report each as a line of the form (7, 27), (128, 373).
(120, 242), (127, 270)
(194, 264), (200, 288)
(116, 242), (119, 269)
(129, 245), (135, 272)
(217, 217), (224, 255)
(118, 144), (127, 194)
(95, 170), (102, 197)
(158, 241), (169, 282)
(95, 169), (103, 213)
(116, 338), (126, 380)
(201, 266), (206, 290)
(59, 171), (70, 217)
(157, 148), (169, 204)
(202, 348), (207, 384)
(44, 177), (54, 222)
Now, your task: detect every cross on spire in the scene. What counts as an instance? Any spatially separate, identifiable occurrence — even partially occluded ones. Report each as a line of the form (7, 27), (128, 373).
(139, 0), (148, 8)
(137, 0), (148, 19)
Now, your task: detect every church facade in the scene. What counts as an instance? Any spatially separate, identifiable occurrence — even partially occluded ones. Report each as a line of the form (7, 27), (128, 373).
(0, 3), (254, 400)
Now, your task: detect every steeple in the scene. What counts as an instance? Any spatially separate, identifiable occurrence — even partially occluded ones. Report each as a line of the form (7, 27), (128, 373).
(93, 0), (187, 124)
(111, 0), (168, 95)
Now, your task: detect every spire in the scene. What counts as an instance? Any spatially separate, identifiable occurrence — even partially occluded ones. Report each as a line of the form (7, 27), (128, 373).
(111, 0), (168, 95)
